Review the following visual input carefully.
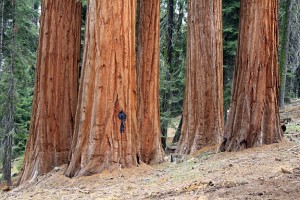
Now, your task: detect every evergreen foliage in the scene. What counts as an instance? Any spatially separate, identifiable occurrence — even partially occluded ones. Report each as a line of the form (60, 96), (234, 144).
(0, 0), (39, 167)
(279, 0), (300, 99)
(222, 0), (240, 119)
(159, 0), (187, 138)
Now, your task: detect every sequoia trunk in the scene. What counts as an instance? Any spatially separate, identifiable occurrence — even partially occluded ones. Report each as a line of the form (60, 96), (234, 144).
(221, 0), (282, 151)
(19, 0), (81, 183)
(65, 0), (138, 177)
(176, 0), (224, 154)
(137, 0), (164, 164)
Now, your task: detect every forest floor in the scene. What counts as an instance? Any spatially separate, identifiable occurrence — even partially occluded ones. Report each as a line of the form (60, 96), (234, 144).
(1, 101), (300, 200)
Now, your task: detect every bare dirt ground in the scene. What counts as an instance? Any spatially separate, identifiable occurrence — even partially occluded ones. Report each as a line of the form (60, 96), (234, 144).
(1, 103), (300, 200)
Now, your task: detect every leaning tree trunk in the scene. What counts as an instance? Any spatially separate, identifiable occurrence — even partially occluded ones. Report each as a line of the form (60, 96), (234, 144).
(19, 0), (81, 184)
(176, 0), (224, 154)
(172, 115), (182, 144)
(65, 0), (138, 177)
(221, 0), (282, 152)
(137, 0), (164, 164)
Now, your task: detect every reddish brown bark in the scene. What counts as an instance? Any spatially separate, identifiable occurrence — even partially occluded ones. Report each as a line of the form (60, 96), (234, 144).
(19, 0), (81, 183)
(137, 0), (164, 164)
(221, 0), (282, 151)
(176, 0), (224, 154)
(65, 0), (138, 177)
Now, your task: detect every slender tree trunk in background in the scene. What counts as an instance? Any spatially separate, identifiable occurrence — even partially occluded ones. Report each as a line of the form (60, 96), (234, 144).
(221, 0), (282, 152)
(169, 2), (185, 144)
(32, 0), (39, 26)
(65, 0), (138, 177)
(297, 67), (300, 98)
(3, 130), (13, 186)
(19, 0), (81, 184)
(174, 2), (184, 66)
(279, 0), (292, 108)
(176, 0), (224, 154)
(3, 50), (14, 186)
(3, 0), (14, 186)
(172, 115), (182, 144)
(172, 1), (184, 111)
(137, 0), (164, 164)
(0, 0), (4, 65)
(161, 0), (175, 149)
(161, 97), (168, 149)
(298, 84), (300, 97)
(167, 0), (174, 66)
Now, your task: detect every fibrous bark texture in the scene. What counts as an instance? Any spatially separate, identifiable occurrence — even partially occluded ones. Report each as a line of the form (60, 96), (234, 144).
(221, 0), (282, 152)
(19, 0), (81, 184)
(65, 0), (138, 177)
(137, 0), (164, 164)
(176, 0), (224, 154)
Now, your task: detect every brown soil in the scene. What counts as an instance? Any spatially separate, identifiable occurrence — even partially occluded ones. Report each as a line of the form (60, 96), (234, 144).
(1, 103), (300, 200)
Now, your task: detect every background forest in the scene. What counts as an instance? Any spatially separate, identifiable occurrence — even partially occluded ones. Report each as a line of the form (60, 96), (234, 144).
(0, 0), (299, 181)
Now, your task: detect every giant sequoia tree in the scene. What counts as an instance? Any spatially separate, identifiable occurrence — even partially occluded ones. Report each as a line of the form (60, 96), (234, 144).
(221, 0), (282, 151)
(137, 0), (164, 164)
(176, 0), (224, 154)
(19, 0), (81, 183)
(65, 0), (138, 177)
